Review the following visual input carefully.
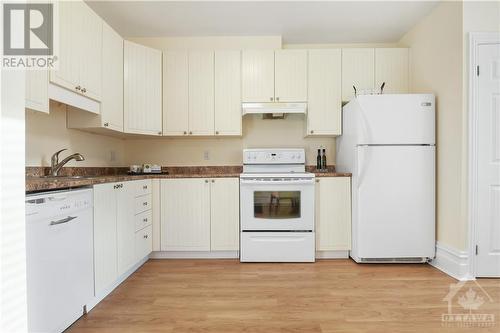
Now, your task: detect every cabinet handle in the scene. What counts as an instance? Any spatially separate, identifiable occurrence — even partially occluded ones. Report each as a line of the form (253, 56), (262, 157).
(316, 179), (320, 183)
(211, 179), (215, 183)
(75, 85), (81, 91)
(143, 234), (148, 239)
(143, 185), (148, 190)
(189, 131), (193, 135)
(158, 131), (162, 135)
(270, 97), (274, 101)
(310, 130), (314, 134)
(143, 218), (148, 222)
(81, 88), (86, 93)
(276, 97), (280, 102)
(205, 179), (209, 183)
(143, 202), (148, 206)
(104, 122), (109, 127)
(113, 183), (123, 189)
(215, 131), (219, 135)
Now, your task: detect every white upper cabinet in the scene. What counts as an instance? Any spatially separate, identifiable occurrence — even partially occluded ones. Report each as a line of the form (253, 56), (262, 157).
(50, 0), (102, 101)
(274, 50), (308, 102)
(210, 178), (240, 251)
(26, 70), (49, 113)
(242, 50), (275, 102)
(341, 48), (375, 102)
(375, 48), (409, 94)
(307, 49), (342, 136)
(215, 50), (242, 136)
(188, 51), (215, 135)
(163, 51), (189, 135)
(100, 23), (123, 132)
(124, 41), (163, 135)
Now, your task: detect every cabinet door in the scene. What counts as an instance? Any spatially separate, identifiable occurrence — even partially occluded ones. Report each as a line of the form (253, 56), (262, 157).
(341, 48), (375, 102)
(375, 48), (409, 94)
(215, 50), (242, 136)
(188, 51), (215, 135)
(78, 3), (102, 101)
(26, 70), (49, 113)
(93, 183), (118, 295)
(101, 22), (123, 131)
(210, 178), (240, 251)
(135, 225), (153, 261)
(242, 50), (275, 102)
(163, 51), (189, 135)
(116, 182), (135, 276)
(274, 50), (308, 102)
(315, 177), (352, 251)
(124, 41), (162, 135)
(50, 0), (80, 92)
(161, 179), (211, 251)
(307, 49), (342, 136)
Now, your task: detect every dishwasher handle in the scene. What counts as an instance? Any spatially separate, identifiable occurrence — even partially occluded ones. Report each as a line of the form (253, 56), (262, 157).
(50, 216), (77, 226)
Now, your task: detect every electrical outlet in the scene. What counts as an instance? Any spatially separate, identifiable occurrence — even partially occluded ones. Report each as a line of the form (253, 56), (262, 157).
(203, 151), (210, 160)
(109, 150), (117, 162)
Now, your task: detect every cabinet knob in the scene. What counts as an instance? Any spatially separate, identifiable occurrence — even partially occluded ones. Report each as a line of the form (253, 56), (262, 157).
(205, 179), (209, 183)
(75, 85), (81, 91)
(104, 122), (109, 127)
(81, 88), (87, 93)
(215, 131), (219, 135)
(143, 234), (148, 239)
(143, 202), (148, 206)
(189, 131), (193, 135)
(310, 130), (314, 134)
(270, 97), (274, 101)
(183, 131), (187, 135)
(143, 185), (147, 190)
(276, 97), (280, 102)
(158, 131), (162, 135)
(316, 179), (320, 183)
(211, 179), (215, 183)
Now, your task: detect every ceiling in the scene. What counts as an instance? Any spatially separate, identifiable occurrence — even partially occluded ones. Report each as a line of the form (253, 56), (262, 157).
(87, 1), (439, 44)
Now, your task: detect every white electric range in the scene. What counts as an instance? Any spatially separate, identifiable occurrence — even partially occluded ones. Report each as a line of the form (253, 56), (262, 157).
(239, 148), (315, 262)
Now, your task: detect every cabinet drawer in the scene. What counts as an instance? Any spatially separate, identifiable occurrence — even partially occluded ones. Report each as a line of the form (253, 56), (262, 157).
(135, 194), (152, 214)
(135, 225), (152, 261)
(135, 180), (152, 197)
(135, 210), (152, 232)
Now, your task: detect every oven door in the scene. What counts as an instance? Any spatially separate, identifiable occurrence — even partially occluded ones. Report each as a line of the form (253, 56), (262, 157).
(240, 177), (315, 231)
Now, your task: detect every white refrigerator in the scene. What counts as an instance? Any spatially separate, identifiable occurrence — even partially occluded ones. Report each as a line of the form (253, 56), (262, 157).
(336, 94), (436, 262)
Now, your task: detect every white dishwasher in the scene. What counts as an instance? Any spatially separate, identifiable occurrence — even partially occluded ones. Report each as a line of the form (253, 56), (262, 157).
(26, 188), (94, 333)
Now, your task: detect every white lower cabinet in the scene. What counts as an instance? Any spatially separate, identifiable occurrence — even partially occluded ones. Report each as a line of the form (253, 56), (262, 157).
(93, 179), (152, 296)
(160, 178), (240, 252)
(315, 177), (352, 251)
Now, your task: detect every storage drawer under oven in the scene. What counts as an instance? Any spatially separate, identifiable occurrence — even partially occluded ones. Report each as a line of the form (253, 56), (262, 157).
(240, 232), (315, 262)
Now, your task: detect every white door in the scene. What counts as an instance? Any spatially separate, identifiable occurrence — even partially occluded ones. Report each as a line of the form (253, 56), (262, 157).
(163, 51), (189, 135)
(341, 48), (375, 101)
(93, 183), (118, 295)
(356, 145), (435, 259)
(210, 178), (240, 251)
(160, 179), (211, 251)
(242, 50), (275, 102)
(375, 48), (409, 94)
(101, 22), (123, 132)
(188, 51), (215, 135)
(215, 50), (242, 136)
(476, 43), (500, 277)
(26, 70), (49, 113)
(274, 50), (308, 102)
(315, 177), (351, 251)
(307, 49), (342, 136)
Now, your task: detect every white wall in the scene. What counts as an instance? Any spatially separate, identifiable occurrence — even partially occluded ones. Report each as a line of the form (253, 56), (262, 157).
(400, 1), (466, 250)
(26, 102), (126, 167)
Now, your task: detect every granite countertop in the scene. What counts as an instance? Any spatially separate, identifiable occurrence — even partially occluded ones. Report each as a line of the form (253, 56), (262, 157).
(26, 166), (352, 192)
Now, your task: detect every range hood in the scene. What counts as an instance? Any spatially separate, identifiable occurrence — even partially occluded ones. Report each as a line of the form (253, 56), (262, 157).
(241, 102), (307, 115)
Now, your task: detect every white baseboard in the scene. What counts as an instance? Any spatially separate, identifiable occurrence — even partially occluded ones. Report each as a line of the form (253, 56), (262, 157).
(316, 250), (349, 259)
(430, 242), (472, 281)
(86, 256), (149, 311)
(150, 251), (239, 259)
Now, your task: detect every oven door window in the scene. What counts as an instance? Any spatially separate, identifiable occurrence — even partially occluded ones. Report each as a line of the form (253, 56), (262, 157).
(254, 191), (301, 219)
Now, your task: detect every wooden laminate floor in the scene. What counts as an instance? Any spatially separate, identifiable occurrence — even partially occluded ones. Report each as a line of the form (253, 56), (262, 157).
(68, 260), (500, 333)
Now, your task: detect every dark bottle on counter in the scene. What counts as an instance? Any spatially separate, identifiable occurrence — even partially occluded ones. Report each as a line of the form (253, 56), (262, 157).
(316, 149), (322, 170)
(321, 149), (327, 170)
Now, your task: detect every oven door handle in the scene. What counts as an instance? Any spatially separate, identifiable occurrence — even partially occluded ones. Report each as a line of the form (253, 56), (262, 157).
(240, 179), (315, 185)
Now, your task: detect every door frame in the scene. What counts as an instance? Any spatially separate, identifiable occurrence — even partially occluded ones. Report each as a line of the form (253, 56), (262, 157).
(467, 32), (500, 278)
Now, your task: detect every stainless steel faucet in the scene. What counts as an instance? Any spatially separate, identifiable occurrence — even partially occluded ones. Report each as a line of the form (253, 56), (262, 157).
(50, 149), (85, 176)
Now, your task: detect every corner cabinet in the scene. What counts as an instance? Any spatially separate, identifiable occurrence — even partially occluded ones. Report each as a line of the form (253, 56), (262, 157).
(242, 49), (307, 103)
(160, 178), (240, 252)
(315, 177), (352, 251)
(124, 41), (162, 135)
(306, 49), (342, 136)
(50, 0), (102, 101)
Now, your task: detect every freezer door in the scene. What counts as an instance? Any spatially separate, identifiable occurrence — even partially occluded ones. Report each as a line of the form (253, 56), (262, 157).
(355, 145), (435, 258)
(356, 94), (435, 145)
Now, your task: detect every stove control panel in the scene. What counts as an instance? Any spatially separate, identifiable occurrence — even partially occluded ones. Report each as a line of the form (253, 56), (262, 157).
(243, 149), (305, 165)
